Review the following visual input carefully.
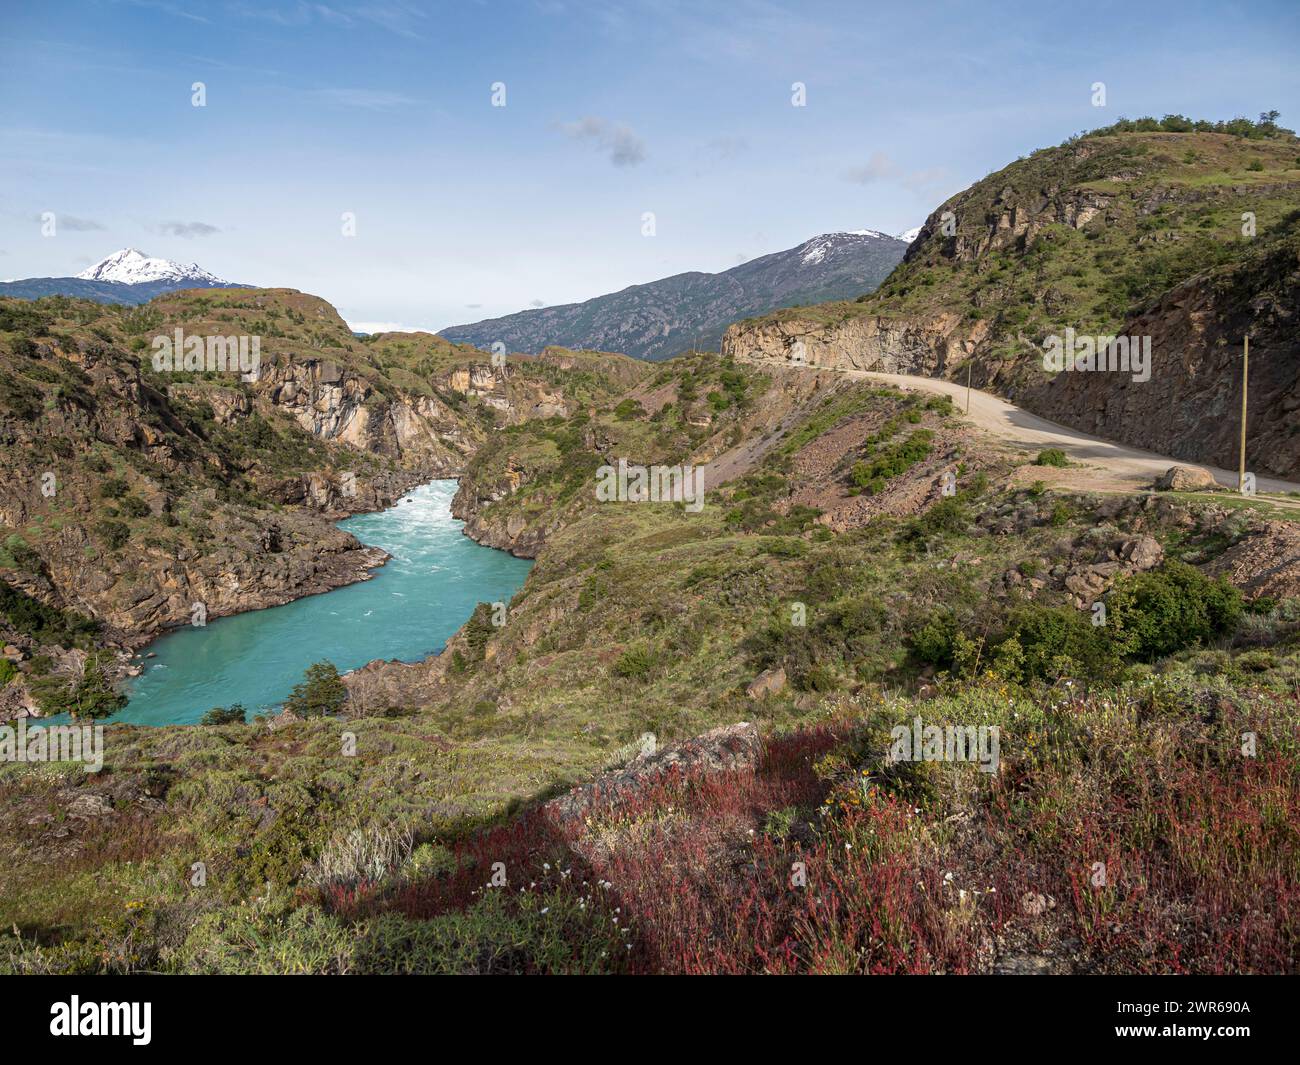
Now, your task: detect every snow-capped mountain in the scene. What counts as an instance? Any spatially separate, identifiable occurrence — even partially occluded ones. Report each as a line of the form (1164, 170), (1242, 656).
(441, 228), (908, 361)
(797, 230), (899, 266)
(0, 249), (248, 306)
(76, 248), (229, 286)
(897, 226), (924, 244)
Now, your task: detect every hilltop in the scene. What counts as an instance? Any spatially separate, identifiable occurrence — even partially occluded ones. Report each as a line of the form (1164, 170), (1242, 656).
(724, 118), (1300, 478)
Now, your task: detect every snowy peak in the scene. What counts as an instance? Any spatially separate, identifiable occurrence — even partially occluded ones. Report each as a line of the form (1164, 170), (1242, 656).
(797, 229), (904, 267)
(76, 248), (227, 286)
(897, 225), (924, 244)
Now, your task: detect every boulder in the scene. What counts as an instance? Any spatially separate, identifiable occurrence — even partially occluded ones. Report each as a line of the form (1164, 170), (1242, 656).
(66, 793), (113, 819)
(746, 666), (787, 700)
(1118, 535), (1163, 570)
(1155, 466), (1218, 492)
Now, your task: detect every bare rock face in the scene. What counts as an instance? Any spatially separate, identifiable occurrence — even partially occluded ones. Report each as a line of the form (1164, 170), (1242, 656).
(1208, 520), (1300, 601)
(723, 310), (988, 380)
(1155, 465), (1220, 492)
(544, 722), (762, 825)
(248, 354), (474, 473)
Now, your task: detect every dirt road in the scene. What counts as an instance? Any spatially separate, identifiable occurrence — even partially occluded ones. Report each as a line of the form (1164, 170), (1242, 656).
(759, 359), (1300, 497)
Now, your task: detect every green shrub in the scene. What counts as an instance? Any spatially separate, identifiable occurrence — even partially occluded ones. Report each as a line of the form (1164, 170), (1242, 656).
(0, 579), (99, 646)
(1002, 604), (1118, 681)
(282, 662), (347, 717)
(902, 497), (969, 541)
(95, 520), (130, 550)
(200, 704), (248, 725)
(850, 430), (933, 494)
(1035, 448), (1069, 467)
(0, 658), (17, 686)
(796, 662), (838, 692)
(761, 537), (807, 559)
(614, 643), (655, 680)
(1107, 561), (1243, 659)
(0, 534), (41, 570)
(910, 610), (959, 666)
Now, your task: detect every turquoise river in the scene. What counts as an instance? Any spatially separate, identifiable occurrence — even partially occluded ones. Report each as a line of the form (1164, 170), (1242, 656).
(103, 480), (531, 726)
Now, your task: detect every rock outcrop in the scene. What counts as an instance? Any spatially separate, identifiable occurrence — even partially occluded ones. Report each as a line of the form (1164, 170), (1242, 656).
(543, 723), (762, 824)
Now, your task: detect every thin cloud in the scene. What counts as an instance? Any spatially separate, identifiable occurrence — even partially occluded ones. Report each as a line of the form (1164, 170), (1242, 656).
(707, 135), (748, 160)
(310, 88), (418, 110)
(844, 154), (953, 197)
(34, 212), (104, 231)
(903, 166), (953, 195)
(557, 116), (647, 167)
(229, 2), (426, 36)
(155, 221), (220, 238)
(843, 151), (901, 184)
(123, 0), (210, 25)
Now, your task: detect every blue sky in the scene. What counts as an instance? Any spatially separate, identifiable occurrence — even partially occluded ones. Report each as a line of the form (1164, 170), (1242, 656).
(2, 0), (1297, 331)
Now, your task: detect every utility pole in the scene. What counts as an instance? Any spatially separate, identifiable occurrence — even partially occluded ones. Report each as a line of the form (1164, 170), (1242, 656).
(1239, 336), (1249, 492)
(965, 359), (972, 415)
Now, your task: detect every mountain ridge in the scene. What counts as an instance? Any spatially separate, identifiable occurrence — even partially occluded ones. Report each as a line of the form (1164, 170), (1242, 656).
(439, 229), (910, 360)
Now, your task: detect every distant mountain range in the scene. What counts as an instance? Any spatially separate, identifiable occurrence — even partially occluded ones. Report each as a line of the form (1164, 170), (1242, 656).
(439, 229), (915, 361)
(0, 248), (246, 305)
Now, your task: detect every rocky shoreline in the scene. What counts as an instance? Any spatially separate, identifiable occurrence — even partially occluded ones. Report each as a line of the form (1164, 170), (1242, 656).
(1, 471), (443, 722)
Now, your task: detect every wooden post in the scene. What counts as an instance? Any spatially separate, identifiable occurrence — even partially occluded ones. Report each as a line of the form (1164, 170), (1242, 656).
(1239, 336), (1249, 492)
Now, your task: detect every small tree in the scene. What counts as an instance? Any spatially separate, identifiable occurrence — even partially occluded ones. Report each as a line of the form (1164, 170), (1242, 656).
(283, 662), (347, 717)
